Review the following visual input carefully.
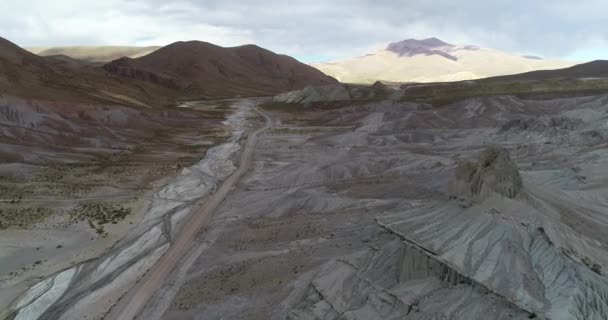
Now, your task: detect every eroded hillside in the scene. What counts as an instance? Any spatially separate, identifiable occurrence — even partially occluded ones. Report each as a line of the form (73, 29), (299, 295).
(104, 86), (608, 319)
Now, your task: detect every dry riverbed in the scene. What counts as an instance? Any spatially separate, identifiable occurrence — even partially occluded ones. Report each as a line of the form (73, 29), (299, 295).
(0, 97), (253, 319)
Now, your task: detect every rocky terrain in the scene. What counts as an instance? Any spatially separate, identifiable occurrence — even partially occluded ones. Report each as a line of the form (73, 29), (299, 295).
(8, 76), (606, 319)
(273, 83), (393, 104)
(1, 99), (257, 320)
(0, 95), (236, 316)
(151, 89), (608, 320)
(313, 38), (576, 84)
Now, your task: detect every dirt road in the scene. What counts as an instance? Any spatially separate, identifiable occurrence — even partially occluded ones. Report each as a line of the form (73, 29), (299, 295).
(106, 105), (272, 320)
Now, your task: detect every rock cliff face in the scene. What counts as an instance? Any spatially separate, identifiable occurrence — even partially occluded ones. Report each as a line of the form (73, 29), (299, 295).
(449, 145), (523, 201)
(288, 239), (531, 320)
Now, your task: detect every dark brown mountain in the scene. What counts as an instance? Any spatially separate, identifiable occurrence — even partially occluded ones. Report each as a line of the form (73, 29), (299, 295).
(103, 41), (338, 98)
(1, 37), (336, 107)
(483, 60), (608, 82)
(0, 36), (176, 107)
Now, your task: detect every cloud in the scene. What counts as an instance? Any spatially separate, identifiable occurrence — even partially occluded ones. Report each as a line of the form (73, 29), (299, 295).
(2, 0), (608, 62)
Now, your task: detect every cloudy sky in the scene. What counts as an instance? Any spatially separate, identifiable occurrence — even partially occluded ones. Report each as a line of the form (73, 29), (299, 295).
(2, 0), (608, 63)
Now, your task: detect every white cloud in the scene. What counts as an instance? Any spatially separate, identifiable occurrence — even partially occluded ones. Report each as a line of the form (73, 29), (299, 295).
(2, 0), (608, 62)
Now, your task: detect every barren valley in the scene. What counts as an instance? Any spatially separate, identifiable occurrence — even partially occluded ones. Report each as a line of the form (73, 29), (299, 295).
(2, 32), (608, 320)
(7, 79), (608, 319)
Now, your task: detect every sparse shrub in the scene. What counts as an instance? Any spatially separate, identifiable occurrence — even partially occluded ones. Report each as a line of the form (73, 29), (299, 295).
(0, 207), (55, 230)
(68, 202), (132, 236)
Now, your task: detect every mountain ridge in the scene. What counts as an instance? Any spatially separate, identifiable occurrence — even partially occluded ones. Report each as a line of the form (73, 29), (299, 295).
(26, 45), (162, 63)
(102, 40), (338, 98)
(313, 37), (577, 84)
(482, 59), (608, 81)
(2, 36), (336, 104)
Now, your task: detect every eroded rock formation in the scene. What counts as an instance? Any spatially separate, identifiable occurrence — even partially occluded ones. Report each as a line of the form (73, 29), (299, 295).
(448, 145), (522, 201)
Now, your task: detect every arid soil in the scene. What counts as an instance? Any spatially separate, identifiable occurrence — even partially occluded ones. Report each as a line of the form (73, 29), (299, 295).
(4, 88), (608, 320)
(151, 93), (608, 320)
(107, 106), (272, 319)
(0, 96), (234, 319)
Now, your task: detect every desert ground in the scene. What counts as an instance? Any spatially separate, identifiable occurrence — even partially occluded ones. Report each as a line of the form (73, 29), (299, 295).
(161, 92), (608, 320)
(5, 82), (608, 319)
(0, 97), (236, 319)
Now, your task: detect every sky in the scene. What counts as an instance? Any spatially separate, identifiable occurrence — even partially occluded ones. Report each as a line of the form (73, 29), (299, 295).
(2, 0), (608, 63)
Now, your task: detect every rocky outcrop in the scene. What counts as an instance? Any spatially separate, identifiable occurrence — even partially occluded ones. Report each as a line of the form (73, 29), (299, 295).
(499, 117), (583, 133)
(448, 145), (522, 201)
(274, 85), (350, 104)
(498, 116), (607, 147)
(287, 239), (532, 320)
(274, 84), (391, 104)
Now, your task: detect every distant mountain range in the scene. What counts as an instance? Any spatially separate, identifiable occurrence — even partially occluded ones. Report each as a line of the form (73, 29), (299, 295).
(102, 41), (337, 98)
(26, 46), (161, 64)
(0, 36), (177, 107)
(11, 36), (607, 102)
(312, 37), (577, 84)
(1, 37), (336, 105)
(482, 60), (608, 82)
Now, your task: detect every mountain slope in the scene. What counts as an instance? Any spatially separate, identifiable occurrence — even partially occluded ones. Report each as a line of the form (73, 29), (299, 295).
(483, 60), (608, 81)
(103, 41), (338, 98)
(313, 38), (577, 84)
(27, 46), (161, 63)
(0, 36), (178, 107)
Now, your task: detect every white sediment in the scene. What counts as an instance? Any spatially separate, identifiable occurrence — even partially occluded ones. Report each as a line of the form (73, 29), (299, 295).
(14, 267), (78, 320)
(58, 244), (170, 320)
(143, 103), (250, 222)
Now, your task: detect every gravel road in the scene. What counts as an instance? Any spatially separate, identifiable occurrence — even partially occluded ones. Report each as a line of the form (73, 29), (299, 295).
(106, 106), (272, 320)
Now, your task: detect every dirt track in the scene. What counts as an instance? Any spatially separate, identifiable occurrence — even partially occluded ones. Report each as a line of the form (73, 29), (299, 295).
(106, 106), (272, 320)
